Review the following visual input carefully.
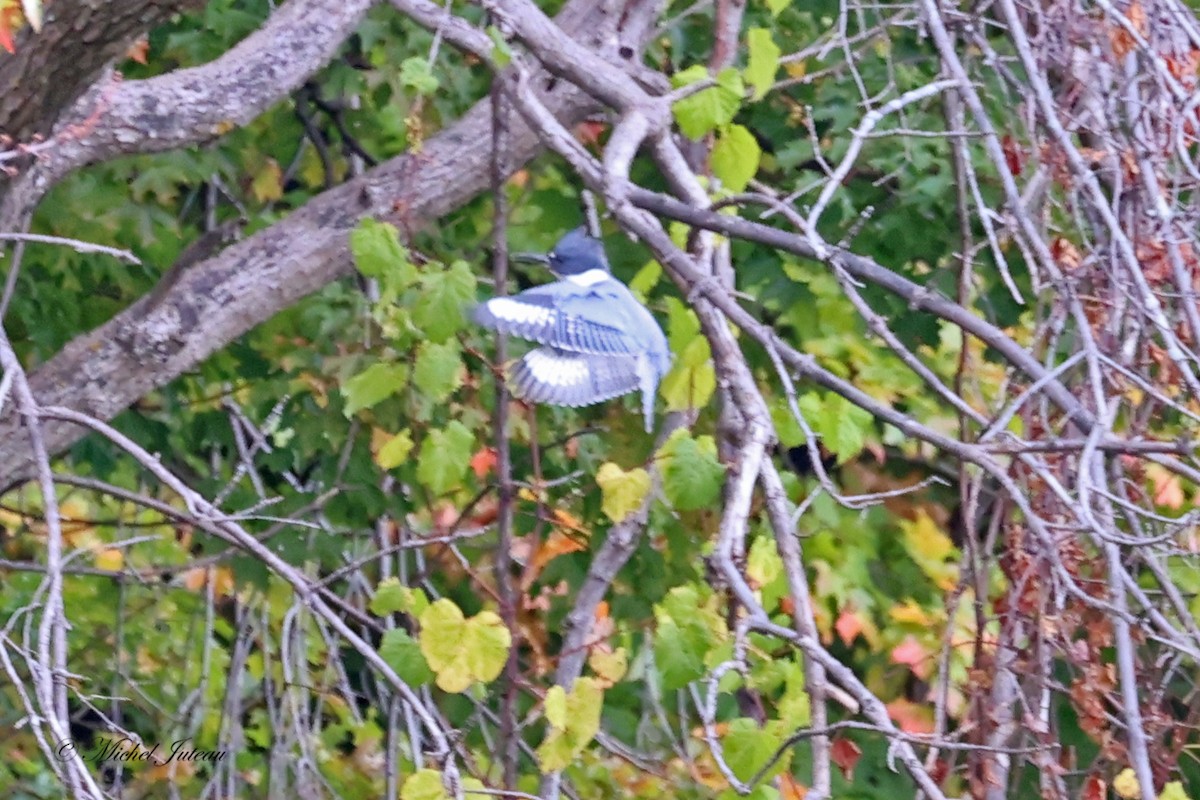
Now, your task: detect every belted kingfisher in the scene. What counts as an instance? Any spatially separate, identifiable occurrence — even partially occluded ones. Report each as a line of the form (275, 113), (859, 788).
(473, 228), (671, 432)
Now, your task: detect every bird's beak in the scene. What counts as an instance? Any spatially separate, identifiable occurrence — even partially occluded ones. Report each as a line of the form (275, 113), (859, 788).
(512, 252), (551, 265)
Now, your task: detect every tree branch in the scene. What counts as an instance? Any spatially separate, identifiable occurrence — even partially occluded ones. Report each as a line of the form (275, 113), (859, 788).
(0, 0), (665, 490)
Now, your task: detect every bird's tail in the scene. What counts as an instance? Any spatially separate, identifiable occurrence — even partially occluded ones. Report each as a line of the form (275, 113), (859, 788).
(636, 355), (658, 434)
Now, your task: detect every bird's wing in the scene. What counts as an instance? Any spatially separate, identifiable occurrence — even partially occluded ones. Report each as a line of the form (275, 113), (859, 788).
(509, 347), (641, 407)
(472, 281), (644, 356)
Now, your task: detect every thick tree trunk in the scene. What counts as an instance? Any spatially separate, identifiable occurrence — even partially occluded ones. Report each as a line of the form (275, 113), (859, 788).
(0, 0), (204, 140)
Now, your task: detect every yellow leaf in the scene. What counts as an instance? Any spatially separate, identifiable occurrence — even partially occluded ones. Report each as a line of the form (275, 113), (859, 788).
(900, 510), (959, 589)
(94, 548), (124, 572)
(418, 599), (512, 693)
(544, 685), (567, 728)
(250, 158), (283, 203)
(1113, 768), (1139, 799)
(595, 462), (651, 523)
(374, 429), (415, 470)
(537, 678), (604, 772)
(889, 601), (937, 627)
(588, 647), (628, 684)
(1159, 781), (1193, 800)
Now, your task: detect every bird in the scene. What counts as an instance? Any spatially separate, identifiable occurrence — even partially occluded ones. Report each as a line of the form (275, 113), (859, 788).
(473, 228), (671, 433)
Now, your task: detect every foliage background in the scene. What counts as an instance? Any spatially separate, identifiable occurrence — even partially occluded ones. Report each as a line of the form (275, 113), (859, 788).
(2, 0), (1199, 798)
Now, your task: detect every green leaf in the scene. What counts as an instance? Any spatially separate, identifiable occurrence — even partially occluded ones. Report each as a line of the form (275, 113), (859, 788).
(665, 296), (702, 352)
(655, 618), (706, 690)
(723, 719), (785, 782)
(769, 399), (805, 448)
(746, 535), (782, 590)
(400, 769), (448, 800)
(801, 392), (873, 462)
(486, 25), (512, 67)
(745, 29), (781, 100)
(659, 429), (726, 511)
(399, 771), (486, 800)
(661, 297), (715, 411)
(660, 347), (716, 412)
(370, 579), (429, 618)
(671, 66), (745, 139)
(413, 340), (463, 402)
(342, 362), (408, 416)
(414, 260), (475, 342)
(400, 56), (439, 95)
(765, 0), (790, 15)
(379, 629), (434, 686)
(711, 124), (761, 192)
(418, 599), (512, 693)
(350, 218), (416, 291)
(375, 429), (415, 470)
(655, 586), (730, 690)
(417, 421), (474, 495)
(595, 462), (651, 523)
(537, 678), (604, 772)
(628, 259), (662, 299)
(370, 577), (406, 615)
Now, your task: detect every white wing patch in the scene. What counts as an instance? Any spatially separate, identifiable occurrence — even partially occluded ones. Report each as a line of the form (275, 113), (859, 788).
(523, 348), (589, 388)
(566, 269), (611, 288)
(484, 297), (554, 326)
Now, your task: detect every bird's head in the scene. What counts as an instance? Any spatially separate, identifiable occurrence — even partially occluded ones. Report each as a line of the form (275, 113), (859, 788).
(513, 227), (610, 279)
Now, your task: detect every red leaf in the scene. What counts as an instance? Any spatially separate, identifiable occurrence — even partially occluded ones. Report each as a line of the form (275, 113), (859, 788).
(1081, 775), (1106, 800)
(890, 635), (932, 679)
(830, 737), (862, 780)
(575, 120), (608, 147)
(1002, 135), (1023, 176)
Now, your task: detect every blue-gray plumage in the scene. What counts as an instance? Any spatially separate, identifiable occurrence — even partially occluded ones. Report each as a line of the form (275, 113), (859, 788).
(473, 228), (671, 432)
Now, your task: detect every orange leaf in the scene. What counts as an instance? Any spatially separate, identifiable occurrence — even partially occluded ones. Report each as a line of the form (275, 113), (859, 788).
(1148, 464), (1184, 509)
(470, 447), (498, 478)
(531, 530), (586, 571)
(520, 528), (589, 589)
(125, 36), (150, 65)
(550, 508), (588, 534)
(886, 698), (935, 734)
(0, 1), (19, 54)
(830, 737), (862, 780)
(181, 566), (235, 597)
(779, 773), (808, 800)
(835, 607), (865, 646)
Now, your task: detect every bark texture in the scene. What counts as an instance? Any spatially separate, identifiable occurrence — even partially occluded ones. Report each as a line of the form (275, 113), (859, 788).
(0, 0), (204, 140)
(0, 0), (663, 487)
